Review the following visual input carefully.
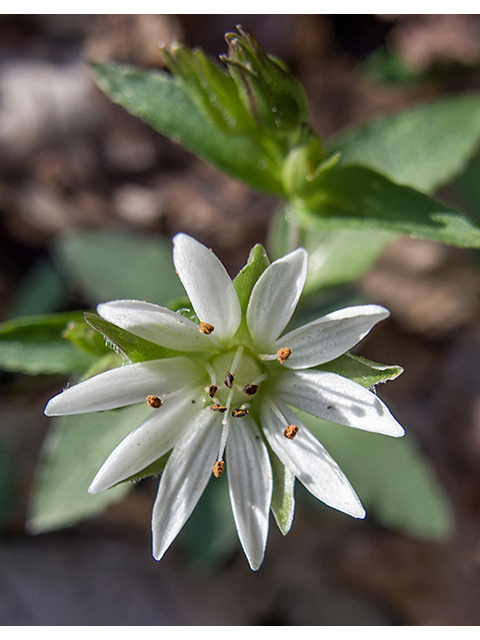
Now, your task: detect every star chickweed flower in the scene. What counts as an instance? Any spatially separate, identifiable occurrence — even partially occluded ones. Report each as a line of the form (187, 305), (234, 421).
(44, 234), (404, 570)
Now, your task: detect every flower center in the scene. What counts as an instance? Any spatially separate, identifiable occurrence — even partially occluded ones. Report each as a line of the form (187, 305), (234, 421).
(207, 350), (264, 409)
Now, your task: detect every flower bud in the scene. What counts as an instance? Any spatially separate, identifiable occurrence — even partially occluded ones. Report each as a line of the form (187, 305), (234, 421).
(219, 26), (309, 136)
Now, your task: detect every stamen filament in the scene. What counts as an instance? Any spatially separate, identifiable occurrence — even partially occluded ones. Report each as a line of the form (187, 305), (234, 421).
(217, 346), (244, 461)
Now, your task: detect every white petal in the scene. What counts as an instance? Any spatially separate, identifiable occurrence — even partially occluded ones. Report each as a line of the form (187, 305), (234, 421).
(89, 391), (202, 493)
(272, 370), (405, 437)
(274, 305), (390, 369)
(262, 401), (365, 518)
(152, 409), (222, 561)
(247, 248), (308, 349)
(44, 357), (202, 416)
(173, 234), (241, 342)
(226, 417), (272, 571)
(97, 300), (216, 352)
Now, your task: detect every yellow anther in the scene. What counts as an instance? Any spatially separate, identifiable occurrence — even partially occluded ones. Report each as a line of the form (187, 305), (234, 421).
(199, 322), (214, 335)
(277, 347), (292, 364)
(232, 408), (249, 418)
(146, 395), (162, 409)
(212, 460), (225, 477)
(284, 424), (299, 440)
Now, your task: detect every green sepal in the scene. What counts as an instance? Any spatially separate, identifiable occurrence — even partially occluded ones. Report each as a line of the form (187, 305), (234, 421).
(318, 352), (403, 388)
(292, 165), (480, 248)
(233, 243), (270, 316)
(62, 318), (112, 358)
(0, 312), (97, 375)
(84, 312), (179, 363)
(269, 446), (295, 535)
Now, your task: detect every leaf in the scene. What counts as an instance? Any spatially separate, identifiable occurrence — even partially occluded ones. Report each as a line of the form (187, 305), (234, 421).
(303, 414), (454, 540)
(180, 474), (238, 569)
(92, 63), (284, 196)
(7, 257), (68, 319)
(84, 313), (178, 363)
(54, 231), (185, 307)
(0, 313), (97, 375)
(319, 353), (403, 388)
(27, 403), (151, 534)
(233, 243), (270, 315)
(268, 210), (396, 294)
(332, 93), (480, 193)
(293, 165), (480, 248)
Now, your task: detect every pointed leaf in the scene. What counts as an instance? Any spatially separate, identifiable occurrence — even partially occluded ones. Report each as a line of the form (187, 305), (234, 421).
(332, 93), (480, 193)
(303, 413), (454, 540)
(0, 313), (97, 375)
(28, 404), (151, 533)
(293, 165), (480, 248)
(233, 243), (270, 316)
(55, 231), (185, 307)
(92, 63), (284, 195)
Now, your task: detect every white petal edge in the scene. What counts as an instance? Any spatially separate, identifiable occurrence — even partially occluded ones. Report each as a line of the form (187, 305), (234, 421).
(273, 304), (390, 369)
(89, 391), (202, 493)
(247, 248), (308, 349)
(173, 234), (241, 342)
(44, 357), (201, 416)
(97, 300), (216, 352)
(152, 409), (222, 561)
(262, 400), (365, 518)
(226, 416), (272, 571)
(272, 370), (405, 437)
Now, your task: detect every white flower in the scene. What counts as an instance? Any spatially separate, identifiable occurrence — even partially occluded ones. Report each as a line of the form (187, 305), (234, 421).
(44, 234), (404, 570)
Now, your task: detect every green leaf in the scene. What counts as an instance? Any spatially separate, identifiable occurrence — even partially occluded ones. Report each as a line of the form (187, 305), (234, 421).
(303, 414), (454, 540)
(293, 165), (480, 248)
(92, 63), (284, 196)
(55, 231), (185, 307)
(454, 155), (480, 224)
(269, 448), (295, 535)
(332, 93), (480, 193)
(7, 257), (68, 319)
(268, 210), (396, 294)
(233, 243), (270, 315)
(84, 313), (178, 363)
(0, 313), (96, 375)
(319, 353), (403, 388)
(180, 474), (238, 569)
(28, 404), (151, 534)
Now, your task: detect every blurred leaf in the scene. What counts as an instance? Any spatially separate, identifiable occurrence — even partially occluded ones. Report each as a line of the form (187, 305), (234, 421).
(319, 353), (403, 388)
(454, 155), (480, 224)
(92, 63), (284, 196)
(332, 93), (480, 193)
(0, 313), (96, 375)
(180, 474), (238, 570)
(268, 211), (396, 294)
(55, 231), (185, 307)
(361, 44), (422, 86)
(303, 414), (454, 540)
(233, 243), (270, 316)
(84, 313), (178, 363)
(0, 447), (15, 529)
(28, 403), (151, 534)
(293, 165), (480, 248)
(7, 257), (68, 319)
